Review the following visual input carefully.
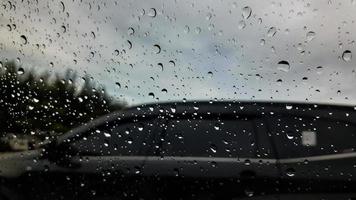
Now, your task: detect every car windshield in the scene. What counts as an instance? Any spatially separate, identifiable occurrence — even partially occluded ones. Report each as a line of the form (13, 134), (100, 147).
(1, 0), (356, 199)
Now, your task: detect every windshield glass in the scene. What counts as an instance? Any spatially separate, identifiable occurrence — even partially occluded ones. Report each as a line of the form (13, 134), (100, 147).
(2, 0), (356, 199)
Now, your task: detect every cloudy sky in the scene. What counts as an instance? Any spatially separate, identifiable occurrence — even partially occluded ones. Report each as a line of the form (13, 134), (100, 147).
(1, 0), (356, 106)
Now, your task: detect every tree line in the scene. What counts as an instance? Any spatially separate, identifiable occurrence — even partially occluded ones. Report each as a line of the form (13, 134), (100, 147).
(0, 61), (125, 140)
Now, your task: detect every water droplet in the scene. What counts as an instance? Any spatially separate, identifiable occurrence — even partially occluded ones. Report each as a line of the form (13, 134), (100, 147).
(342, 50), (352, 62)
(148, 92), (155, 98)
(153, 44), (161, 54)
(147, 8), (157, 17)
(286, 132), (294, 140)
(242, 6), (252, 19)
(209, 144), (217, 153)
(211, 161), (218, 168)
(306, 31), (316, 41)
(286, 105), (293, 110)
(60, 1), (65, 12)
(137, 123), (143, 131)
(61, 25), (66, 33)
(286, 168), (296, 177)
(238, 20), (246, 29)
(103, 132), (111, 138)
(277, 60), (290, 72)
(214, 123), (220, 130)
(20, 35), (27, 44)
(6, 24), (12, 31)
(173, 168), (180, 177)
(115, 82), (121, 88)
(184, 25), (190, 33)
(134, 166), (141, 174)
(245, 189), (254, 197)
(267, 27), (277, 37)
(206, 13), (212, 20)
(244, 159), (251, 166)
(17, 68), (24, 75)
(168, 60), (176, 67)
(207, 71), (213, 77)
(127, 138), (133, 144)
(194, 27), (201, 34)
(161, 88), (167, 93)
(157, 63), (164, 71)
(260, 39), (265, 46)
(127, 27), (135, 36)
(126, 40), (132, 49)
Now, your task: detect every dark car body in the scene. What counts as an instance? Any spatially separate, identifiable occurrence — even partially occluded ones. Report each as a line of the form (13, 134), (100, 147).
(1, 101), (356, 199)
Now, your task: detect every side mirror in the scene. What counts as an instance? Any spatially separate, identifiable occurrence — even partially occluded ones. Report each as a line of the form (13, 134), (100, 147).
(43, 140), (81, 169)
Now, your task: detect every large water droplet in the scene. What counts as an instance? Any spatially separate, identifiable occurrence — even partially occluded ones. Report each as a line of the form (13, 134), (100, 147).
(286, 105), (293, 110)
(277, 60), (290, 72)
(148, 92), (155, 98)
(207, 71), (213, 77)
(157, 63), (164, 71)
(286, 132), (294, 140)
(103, 132), (111, 138)
(17, 68), (25, 75)
(20, 35), (27, 44)
(147, 8), (157, 17)
(115, 82), (121, 88)
(342, 50), (352, 62)
(242, 6), (252, 19)
(153, 44), (161, 54)
(60, 1), (65, 12)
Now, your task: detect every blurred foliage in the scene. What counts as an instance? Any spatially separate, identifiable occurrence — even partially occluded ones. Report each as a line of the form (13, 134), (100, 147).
(0, 61), (126, 136)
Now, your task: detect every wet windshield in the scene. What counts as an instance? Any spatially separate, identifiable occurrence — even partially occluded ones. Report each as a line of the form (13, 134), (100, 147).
(1, 0), (356, 199)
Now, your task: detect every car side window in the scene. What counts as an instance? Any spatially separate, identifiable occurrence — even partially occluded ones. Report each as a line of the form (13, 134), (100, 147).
(71, 119), (160, 156)
(267, 116), (356, 159)
(162, 118), (257, 158)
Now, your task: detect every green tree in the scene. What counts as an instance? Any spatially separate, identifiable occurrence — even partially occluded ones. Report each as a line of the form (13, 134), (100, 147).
(0, 61), (126, 137)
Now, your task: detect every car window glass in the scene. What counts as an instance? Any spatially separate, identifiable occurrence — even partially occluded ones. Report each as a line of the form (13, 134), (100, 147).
(72, 119), (160, 156)
(267, 116), (356, 159)
(162, 118), (257, 158)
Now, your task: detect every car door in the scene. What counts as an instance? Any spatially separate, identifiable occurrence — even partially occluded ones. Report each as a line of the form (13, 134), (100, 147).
(142, 115), (279, 179)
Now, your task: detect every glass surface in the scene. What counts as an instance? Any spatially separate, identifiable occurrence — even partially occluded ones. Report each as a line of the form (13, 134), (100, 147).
(1, 1), (356, 199)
